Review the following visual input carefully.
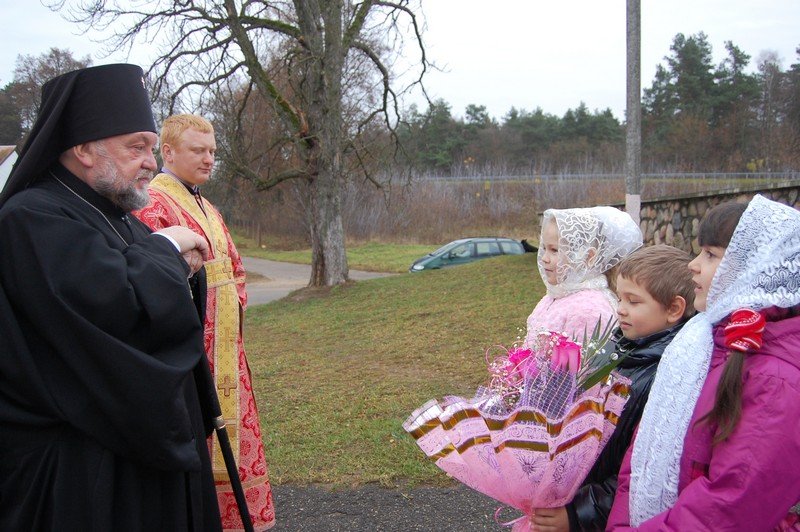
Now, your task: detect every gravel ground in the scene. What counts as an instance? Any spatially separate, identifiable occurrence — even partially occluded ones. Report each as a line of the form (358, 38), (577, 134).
(270, 484), (514, 531)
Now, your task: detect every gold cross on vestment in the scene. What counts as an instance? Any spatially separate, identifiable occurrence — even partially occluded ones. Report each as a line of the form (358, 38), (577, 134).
(219, 375), (237, 397)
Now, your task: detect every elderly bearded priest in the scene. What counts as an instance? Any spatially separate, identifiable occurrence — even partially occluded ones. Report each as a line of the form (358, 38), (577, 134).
(0, 64), (222, 531)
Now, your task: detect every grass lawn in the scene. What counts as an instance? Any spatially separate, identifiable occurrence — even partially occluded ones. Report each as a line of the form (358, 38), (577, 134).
(233, 232), (437, 273)
(244, 253), (543, 487)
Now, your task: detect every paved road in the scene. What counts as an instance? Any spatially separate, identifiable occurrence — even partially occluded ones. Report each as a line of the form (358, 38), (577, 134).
(242, 257), (396, 305)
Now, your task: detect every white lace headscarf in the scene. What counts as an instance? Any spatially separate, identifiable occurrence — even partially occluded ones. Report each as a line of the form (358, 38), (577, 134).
(538, 206), (643, 303)
(630, 195), (800, 525)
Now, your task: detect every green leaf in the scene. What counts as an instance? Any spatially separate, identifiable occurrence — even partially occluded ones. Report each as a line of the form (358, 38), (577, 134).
(573, 317), (625, 391)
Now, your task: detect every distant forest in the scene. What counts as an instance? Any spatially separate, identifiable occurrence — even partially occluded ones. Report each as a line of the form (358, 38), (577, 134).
(396, 33), (800, 175)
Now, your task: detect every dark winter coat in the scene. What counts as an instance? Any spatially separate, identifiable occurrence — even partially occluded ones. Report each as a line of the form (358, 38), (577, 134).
(565, 321), (688, 531)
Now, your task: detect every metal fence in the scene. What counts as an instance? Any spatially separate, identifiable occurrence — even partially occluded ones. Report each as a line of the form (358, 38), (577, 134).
(418, 172), (800, 182)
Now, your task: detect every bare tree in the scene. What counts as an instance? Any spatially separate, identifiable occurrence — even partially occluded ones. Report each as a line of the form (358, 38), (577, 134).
(756, 51), (782, 170)
(9, 48), (92, 136)
(49, 0), (429, 286)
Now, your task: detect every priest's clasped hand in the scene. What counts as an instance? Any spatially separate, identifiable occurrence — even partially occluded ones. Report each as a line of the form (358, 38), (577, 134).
(159, 226), (210, 275)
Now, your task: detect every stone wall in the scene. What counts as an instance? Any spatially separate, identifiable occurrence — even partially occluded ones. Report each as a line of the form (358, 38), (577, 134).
(624, 181), (800, 255)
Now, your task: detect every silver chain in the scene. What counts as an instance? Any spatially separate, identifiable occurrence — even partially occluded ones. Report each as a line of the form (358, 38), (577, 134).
(50, 173), (130, 247)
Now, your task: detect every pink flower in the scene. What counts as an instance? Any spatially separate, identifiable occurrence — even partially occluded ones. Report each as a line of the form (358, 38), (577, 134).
(507, 347), (536, 378)
(550, 335), (582, 374)
(508, 347), (532, 366)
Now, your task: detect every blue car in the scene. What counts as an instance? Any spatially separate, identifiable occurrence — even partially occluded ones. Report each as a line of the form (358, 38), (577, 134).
(409, 237), (531, 272)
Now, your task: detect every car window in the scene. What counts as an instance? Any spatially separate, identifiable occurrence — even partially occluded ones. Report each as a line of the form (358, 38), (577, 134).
(434, 240), (467, 255)
(449, 243), (472, 258)
(500, 241), (525, 255)
(475, 241), (501, 256)
(433, 242), (456, 255)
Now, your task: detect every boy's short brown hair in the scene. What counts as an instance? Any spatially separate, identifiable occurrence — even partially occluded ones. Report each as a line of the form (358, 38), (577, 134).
(617, 245), (695, 319)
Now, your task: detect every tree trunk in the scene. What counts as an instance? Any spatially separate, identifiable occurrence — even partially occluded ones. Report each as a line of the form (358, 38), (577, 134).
(303, 0), (349, 287)
(309, 165), (348, 286)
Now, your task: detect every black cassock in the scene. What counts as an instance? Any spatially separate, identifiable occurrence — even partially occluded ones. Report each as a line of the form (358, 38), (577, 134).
(0, 164), (221, 531)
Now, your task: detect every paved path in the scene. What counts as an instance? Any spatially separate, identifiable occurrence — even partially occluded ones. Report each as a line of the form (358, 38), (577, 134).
(271, 484), (505, 531)
(242, 257), (396, 305)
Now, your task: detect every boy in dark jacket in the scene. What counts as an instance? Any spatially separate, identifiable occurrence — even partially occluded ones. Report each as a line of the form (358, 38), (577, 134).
(532, 245), (696, 532)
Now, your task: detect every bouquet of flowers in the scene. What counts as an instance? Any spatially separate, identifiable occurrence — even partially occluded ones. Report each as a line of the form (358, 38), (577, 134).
(403, 319), (630, 531)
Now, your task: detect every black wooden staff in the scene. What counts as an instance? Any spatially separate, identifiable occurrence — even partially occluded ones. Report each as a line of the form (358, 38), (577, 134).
(201, 357), (255, 532)
(190, 269), (254, 532)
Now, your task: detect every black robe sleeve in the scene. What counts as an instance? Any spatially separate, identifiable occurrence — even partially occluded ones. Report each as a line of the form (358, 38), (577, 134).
(0, 200), (206, 471)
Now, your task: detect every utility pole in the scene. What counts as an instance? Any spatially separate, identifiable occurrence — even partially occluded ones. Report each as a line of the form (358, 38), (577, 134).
(625, 0), (642, 225)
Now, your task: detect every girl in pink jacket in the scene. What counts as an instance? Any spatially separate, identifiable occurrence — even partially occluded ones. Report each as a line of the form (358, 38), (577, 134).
(606, 195), (800, 531)
(523, 206), (642, 346)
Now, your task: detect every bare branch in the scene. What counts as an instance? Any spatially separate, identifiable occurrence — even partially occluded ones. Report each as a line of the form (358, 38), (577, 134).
(343, 0), (373, 48)
(374, 0), (430, 99)
(351, 40), (399, 129)
(168, 63), (246, 111)
(228, 158), (309, 189)
(238, 15), (304, 42)
(346, 138), (383, 189)
(223, 0), (307, 137)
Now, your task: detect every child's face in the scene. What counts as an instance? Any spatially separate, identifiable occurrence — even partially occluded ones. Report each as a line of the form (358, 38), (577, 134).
(539, 220), (561, 285)
(688, 246), (725, 312)
(615, 276), (676, 340)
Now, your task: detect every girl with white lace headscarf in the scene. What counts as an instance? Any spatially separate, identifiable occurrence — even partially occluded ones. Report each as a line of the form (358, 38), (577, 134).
(523, 206), (643, 345)
(607, 195), (800, 530)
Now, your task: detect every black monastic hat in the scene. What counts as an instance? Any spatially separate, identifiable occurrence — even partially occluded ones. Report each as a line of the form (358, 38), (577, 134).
(0, 63), (157, 205)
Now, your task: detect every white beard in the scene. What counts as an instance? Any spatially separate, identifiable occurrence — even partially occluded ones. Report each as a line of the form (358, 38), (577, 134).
(93, 150), (151, 212)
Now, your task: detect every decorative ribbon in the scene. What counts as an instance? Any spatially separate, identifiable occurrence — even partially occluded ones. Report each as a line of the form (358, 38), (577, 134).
(495, 506), (532, 531)
(723, 308), (765, 353)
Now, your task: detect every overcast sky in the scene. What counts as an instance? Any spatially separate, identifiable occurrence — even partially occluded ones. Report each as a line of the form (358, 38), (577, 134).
(2, 1), (798, 121)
